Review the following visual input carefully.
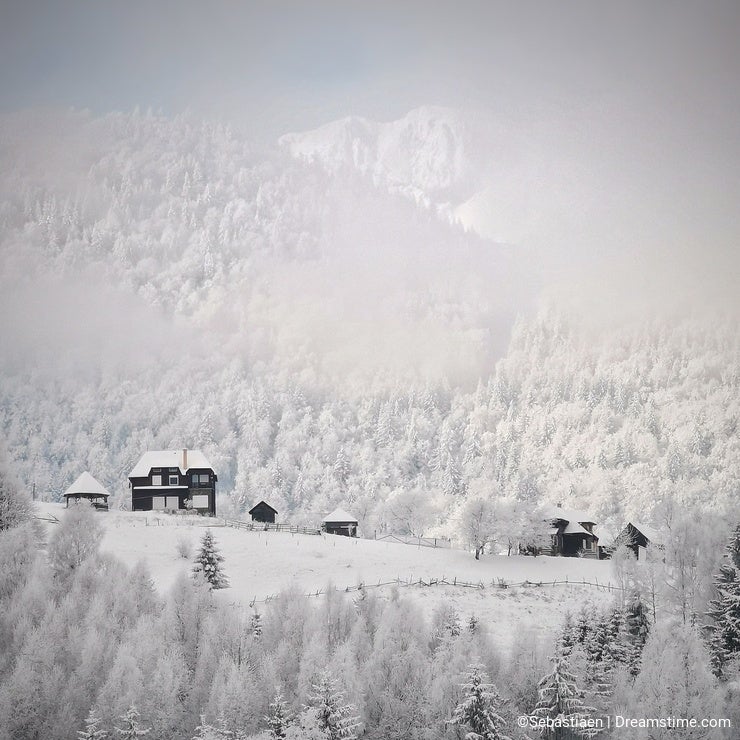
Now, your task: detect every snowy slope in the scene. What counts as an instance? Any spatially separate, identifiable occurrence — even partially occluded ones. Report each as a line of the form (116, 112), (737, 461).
(37, 503), (615, 650)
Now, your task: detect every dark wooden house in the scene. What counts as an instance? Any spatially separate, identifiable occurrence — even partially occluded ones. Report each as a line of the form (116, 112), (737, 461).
(614, 521), (663, 560)
(64, 471), (110, 510)
(322, 508), (359, 537)
(128, 449), (217, 515)
(546, 505), (599, 558)
(249, 500), (278, 524)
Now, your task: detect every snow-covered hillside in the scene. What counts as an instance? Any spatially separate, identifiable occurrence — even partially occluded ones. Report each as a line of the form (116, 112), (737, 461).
(280, 106), (481, 207)
(36, 502), (614, 651)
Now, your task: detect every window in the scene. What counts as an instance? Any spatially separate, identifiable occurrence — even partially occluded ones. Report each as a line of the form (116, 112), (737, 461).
(192, 473), (210, 486)
(152, 475), (162, 486)
(584, 539), (593, 550)
(152, 496), (166, 510)
(165, 496), (180, 510)
(168, 475), (178, 485)
(191, 494), (209, 509)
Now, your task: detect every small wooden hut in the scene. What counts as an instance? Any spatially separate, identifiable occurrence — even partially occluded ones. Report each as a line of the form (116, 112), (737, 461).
(614, 522), (663, 560)
(249, 500), (278, 524)
(63, 472), (110, 510)
(322, 508), (358, 537)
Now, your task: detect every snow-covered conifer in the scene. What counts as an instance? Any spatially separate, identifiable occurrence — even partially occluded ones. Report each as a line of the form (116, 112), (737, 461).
(77, 709), (108, 740)
(307, 671), (360, 740)
(114, 705), (150, 738)
(706, 523), (740, 678)
(265, 692), (292, 739)
(449, 663), (511, 740)
(193, 530), (229, 589)
(531, 658), (599, 738)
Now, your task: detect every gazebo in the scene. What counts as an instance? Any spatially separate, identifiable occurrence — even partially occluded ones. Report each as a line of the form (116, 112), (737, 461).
(322, 508), (359, 537)
(63, 472), (110, 510)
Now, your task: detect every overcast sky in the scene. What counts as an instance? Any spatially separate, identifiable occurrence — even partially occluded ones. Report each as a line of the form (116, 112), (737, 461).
(2, 1), (739, 312)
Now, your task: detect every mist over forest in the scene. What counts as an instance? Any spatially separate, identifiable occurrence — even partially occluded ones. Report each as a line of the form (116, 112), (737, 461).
(0, 107), (737, 535)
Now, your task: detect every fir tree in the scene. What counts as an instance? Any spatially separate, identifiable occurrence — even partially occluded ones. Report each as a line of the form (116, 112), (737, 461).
(557, 612), (575, 658)
(449, 663), (511, 740)
(251, 610), (263, 638)
(706, 523), (740, 678)
(114, 705), (150, 738)
(193, 530), (229, 589)
(192, 715), (233, 739)
(266, 692), (292, 739)
(307, 671), (360, 740)
(77, 709), (108, 740)
(623, 591), (650, 677)
(468, 614), (479, 634)
(531, 658), (600, 738)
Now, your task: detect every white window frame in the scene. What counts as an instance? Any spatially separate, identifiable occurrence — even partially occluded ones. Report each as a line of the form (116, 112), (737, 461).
(168, 475), (178, 485)
(152, 474), (162, 486)
(584, 538), (594, 551)
(152, 496), (166, 510)
(191, 494), (209, 509)
(165, 496), (180, 510)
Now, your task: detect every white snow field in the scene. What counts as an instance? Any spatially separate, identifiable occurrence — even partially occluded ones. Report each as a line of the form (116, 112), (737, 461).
(36, 503), (616, 649)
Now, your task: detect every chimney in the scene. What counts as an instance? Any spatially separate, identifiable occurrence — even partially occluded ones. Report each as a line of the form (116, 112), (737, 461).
(182, 448), (188, 471)
(556, 502), (562, 508)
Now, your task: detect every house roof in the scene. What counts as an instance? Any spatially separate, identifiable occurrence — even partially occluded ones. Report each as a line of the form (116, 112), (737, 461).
(249, 500), (278, 515)
(629, 521), (662, 544)
(64, 472), (110, 498)
(545, 506), (596, 524)
(562, 520), (597, 537)
(129, 450), (213, 478)
(323, 508), (358, 523)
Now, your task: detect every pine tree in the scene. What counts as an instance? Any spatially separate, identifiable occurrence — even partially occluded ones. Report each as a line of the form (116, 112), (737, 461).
(114, 705), (150, 738)
(468, 614), (479, 634)
(706, 523), (740, 678)
(266, 693), (292, 739)
(251, 610), (263, 638)
(449, 663), (511, 740)
(192, 715), (233, 739)
(557, 612), (575, 658)
(77, 709), (108, 740)
(193, 530), (229, 589)
(623, 591), (650, 677)
(307, 671), (360, 740)
(531, 658), (599, 738)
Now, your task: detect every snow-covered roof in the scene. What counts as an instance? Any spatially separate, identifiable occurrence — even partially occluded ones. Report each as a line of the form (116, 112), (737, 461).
(323, 508), (358, 523)
(129, 450), (213, 478)
(629, 521), (662, 544)
(64, 471), (110, 498)
(562, 520), (596, 537)
(546, 506), (595, 524)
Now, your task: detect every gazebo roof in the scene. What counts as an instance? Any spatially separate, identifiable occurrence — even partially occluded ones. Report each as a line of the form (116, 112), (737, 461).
(323, 508), (358, 523)
(64, 471), (110, 498)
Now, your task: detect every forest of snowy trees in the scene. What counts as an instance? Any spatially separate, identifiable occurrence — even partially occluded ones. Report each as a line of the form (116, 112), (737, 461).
(1, 462), (739, 739)
(0, 110), (738, 539)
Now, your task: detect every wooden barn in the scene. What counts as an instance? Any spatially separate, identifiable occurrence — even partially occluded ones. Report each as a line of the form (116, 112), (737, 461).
(322, 508), (359, 537)
(64, 472), (110, 510)
(249, 500), (278, 524)
(614, 521), (663, 560)
(546, 505), (599, 558)
(128, 449), (217, 515)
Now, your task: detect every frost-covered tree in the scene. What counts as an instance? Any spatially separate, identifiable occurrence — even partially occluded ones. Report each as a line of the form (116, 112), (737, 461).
(265, 692), (292, 739)
(77, 709), (108, 740)
(0, 451), (33, 531)
(47, 502), (103, 578)
(114, 705), (150, 738)
(307, 671), (360, 740)
(458, 496), (496, 559)
(623, 590), (650, 677)
(449, 663), (511, 740)
(193, 530), (229, 589)
(531, 658), (599, 739)
(706, 523), (740, 678)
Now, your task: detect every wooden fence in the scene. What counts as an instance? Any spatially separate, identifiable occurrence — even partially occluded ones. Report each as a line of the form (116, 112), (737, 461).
(247, 574), (624, 607)
(373, 533), (452, 549)
(223, 518), (322, 536)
